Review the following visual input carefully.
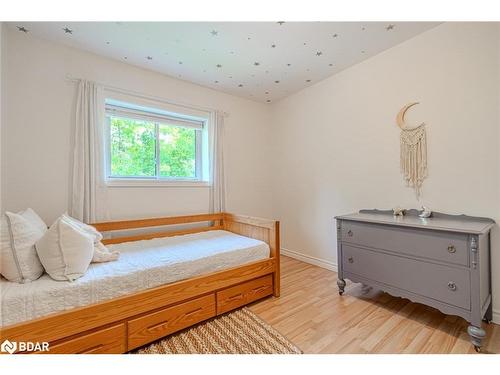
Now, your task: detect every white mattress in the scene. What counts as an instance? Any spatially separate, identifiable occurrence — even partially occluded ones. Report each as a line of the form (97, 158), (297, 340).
(0, 230), (269, 327)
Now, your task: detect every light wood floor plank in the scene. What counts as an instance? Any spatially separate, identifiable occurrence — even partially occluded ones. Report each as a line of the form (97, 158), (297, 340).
(249, 256), (498, 354)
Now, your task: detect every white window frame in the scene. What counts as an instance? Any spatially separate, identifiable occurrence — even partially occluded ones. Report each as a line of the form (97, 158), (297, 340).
(104, 99), (210, 188)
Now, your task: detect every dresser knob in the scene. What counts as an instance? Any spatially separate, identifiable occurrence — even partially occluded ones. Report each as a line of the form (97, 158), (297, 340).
(347, 230), (353, 237)
(447, 282), (457, 291)
(348, 257), (354, 263)
(447, 245), (456, 253)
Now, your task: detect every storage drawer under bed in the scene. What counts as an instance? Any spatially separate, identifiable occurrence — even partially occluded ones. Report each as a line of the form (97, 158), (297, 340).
(127, 294), (216, 350)
(39, 323), (126, 354)
(216, 274), (273, 314)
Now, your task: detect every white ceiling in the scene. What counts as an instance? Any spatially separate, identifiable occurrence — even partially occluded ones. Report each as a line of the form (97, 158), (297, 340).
(9, 22), (439, 103)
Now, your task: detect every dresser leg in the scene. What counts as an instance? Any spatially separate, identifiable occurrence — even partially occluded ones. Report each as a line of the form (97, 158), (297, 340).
(337, 278), (346, 296)
(467, 325), (486, 352)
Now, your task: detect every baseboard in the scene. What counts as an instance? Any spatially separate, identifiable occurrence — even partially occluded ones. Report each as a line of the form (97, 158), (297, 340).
(281, 247), (338, 272)
(493, 310), (500, 325)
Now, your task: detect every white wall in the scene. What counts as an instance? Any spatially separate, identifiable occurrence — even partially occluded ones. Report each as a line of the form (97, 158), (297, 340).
(1, 28), (274, 223)
(270, 23), (500, 320)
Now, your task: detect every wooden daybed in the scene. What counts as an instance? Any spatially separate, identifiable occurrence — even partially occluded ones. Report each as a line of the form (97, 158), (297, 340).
(0, 213), (280, 354)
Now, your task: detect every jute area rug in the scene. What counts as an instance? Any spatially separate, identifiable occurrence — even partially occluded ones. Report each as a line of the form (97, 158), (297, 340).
(133, 307), (302, 354)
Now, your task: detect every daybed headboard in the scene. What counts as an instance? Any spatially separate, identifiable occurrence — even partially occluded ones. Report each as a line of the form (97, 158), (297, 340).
(91, 212), (280, 259)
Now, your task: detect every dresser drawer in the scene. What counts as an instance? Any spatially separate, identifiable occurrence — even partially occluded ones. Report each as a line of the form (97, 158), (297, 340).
(342, 244), (471, 310)
(341, 221), (469, 266)
(216, 275), (273, 314)
(43, 324), (126, 354)
(127, 294), (216, 350)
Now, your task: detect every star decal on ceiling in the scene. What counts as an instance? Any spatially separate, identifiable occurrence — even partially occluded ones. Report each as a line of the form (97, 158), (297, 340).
(17, 26), (29, 33)
(316, 51), (323, 56)
(386, 24), (395, 31)
(210, 30), (218, 36)
(62, 27), (73, 34)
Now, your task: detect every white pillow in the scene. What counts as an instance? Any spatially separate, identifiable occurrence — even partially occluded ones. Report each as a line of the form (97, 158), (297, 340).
(35, 215), (94, 281)
(62, 214), (103, 242)
(20, 208), (48, 233)
(62, 214), (119, 263)
(0, 209), (46, 283)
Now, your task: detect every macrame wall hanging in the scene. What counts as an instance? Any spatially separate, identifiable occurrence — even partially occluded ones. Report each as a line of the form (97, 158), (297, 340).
(396, 102), (428, 199)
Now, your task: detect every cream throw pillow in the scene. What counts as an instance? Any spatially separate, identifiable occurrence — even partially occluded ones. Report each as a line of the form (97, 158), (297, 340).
(36, 215), (94, 281)
(0, 209), (46, 283)
(62, 214), (120, 263)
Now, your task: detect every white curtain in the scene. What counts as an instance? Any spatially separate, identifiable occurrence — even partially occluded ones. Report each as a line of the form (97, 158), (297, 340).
(209, 111), (226, 213)
(70, 80), (107, 223)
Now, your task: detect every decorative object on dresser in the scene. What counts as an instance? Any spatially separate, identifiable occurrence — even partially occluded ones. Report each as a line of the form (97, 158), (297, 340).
(418, 206), (432, 218)
(335, 209), (494, 352)
(396, 102), (428, 198)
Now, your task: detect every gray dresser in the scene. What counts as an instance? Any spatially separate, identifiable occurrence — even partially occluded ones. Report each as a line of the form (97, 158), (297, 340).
(335, 209), (495, 351)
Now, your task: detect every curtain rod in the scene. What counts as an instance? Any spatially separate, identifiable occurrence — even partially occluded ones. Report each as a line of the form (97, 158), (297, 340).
(65, 75), (229, 118)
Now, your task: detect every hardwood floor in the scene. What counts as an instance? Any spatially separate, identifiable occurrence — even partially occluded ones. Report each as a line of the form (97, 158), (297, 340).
(249, 256), (500, 354)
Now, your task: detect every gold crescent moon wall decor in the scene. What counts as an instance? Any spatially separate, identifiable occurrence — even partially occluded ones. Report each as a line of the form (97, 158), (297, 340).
(396, 102), (423, 130)
(396, 101), (428, 199)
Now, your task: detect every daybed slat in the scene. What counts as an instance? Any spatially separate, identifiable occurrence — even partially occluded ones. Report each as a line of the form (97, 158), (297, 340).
(92, 213), (224, 232)
(223, 213), (276, 229)
(101, 225), (224, 245)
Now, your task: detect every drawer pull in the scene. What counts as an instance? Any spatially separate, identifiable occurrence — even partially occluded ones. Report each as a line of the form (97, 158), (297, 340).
(185, 307), (203, 317)
(252, 286), (270, 293)
(348, 257), (354, 264)
(347, 230), (354, 237)
(447, 282), (457, 291)
(447, 245), (456, 253)
(227, 293), (244, 302)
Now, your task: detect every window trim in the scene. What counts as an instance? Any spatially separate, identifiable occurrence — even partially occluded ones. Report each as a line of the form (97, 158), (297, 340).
(103, 101), (210, 188)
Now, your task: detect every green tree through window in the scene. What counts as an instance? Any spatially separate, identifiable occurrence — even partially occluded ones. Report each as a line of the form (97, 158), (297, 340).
(109, 116), (197, 179)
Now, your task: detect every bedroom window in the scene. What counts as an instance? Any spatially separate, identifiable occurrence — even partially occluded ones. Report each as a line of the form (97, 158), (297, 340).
(104, 99), (209, 186)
